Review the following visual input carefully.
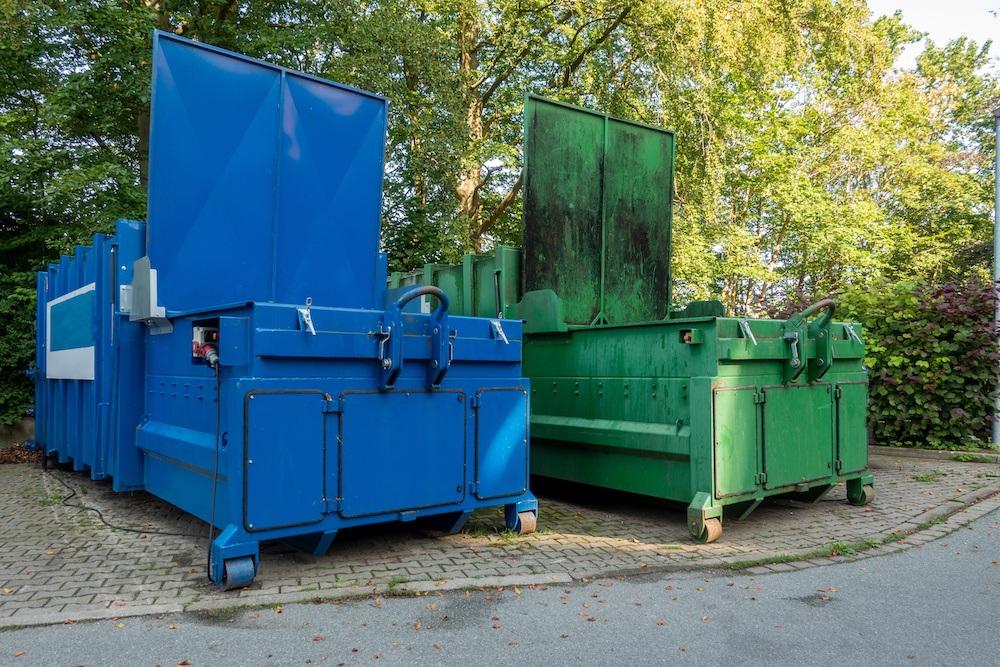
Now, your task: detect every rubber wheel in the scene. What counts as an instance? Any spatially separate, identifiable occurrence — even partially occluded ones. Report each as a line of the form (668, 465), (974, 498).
(516, 511), (537, 535)
(220, 556), (255, 591)
(849, 484), (875, 507)
(695, 518), (722, 544)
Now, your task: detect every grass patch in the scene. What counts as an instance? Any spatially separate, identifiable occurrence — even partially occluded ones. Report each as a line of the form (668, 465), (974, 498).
(722, 537), (887, 571)
(913, 470), (946, 482)
(952, 453), (994, 464)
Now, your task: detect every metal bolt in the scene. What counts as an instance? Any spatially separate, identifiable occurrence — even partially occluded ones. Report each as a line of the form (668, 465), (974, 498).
(431, 360), (438, 368)
(456, 485), (463, 492)
(382, 358), (392, 369)
(818, 332), (824, 339)
(248, 459), (253, 464)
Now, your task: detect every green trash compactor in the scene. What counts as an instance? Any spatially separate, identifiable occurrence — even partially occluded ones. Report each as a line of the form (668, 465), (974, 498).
(391, 95), (875, 543)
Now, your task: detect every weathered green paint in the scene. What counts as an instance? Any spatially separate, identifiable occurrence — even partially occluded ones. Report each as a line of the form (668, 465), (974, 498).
(523, 95), (673, 325)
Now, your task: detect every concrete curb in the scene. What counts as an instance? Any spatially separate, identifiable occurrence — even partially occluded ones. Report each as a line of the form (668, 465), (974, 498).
(870, 444), (1000, 464)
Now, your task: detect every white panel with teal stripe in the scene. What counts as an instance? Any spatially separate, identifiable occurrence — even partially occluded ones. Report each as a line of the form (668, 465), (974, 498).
(46, 282), (97, 381)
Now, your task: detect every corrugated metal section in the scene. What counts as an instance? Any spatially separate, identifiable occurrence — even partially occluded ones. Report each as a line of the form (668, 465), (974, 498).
(34, 220), (147, 488)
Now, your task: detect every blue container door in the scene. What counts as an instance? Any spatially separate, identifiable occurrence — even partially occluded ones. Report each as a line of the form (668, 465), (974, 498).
(244, 391), (327, 532)
(474, 388), (529, 500)
(338, 391), (466, 518)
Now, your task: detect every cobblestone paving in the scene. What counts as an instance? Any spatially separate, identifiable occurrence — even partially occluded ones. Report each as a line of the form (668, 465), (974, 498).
(2, 452), (998, 627)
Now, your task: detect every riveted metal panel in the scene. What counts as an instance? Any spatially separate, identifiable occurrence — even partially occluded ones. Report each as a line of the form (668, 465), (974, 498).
(713, 387), (759, 498)
(339, 391), (466, 518)
(475, 388), (529, 500)
(763, 384), (835, 488)
(836, 382), (869, 475)
(244, 390), (326, 531)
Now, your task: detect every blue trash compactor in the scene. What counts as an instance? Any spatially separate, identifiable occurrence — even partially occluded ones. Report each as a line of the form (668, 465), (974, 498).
(31, 33), (537, 590)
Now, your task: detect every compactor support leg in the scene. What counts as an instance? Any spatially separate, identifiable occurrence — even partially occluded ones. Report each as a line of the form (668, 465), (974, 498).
(846, 478), (875, 506)
(211, 524), (260, 591)
(505, 499), (538, 535)
(687, 492), (724, 544)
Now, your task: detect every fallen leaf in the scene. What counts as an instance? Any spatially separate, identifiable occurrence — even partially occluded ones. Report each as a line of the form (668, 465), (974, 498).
(374, 653), (381, 659)
(514, 587), (521, 595)
(641, 563), (648, 568)
(14, 651), (25, 658)
(168, 624), (179, 630)
(188, 568), (196, 574)
(313, 636), (325, 642)
(664, 586), (673, 591)
(656, 620), (665, 626)
(561, 635), (569, 639)
(351, 648), (359, 653)
(46, 551), (54, 555)
(509, 642), (518, 646)
(466, 591), (472, 596)
(679, 647), (686, 652)
(829, 587), (836, 592)
(587, 617), (596, 622)
(701, 616), (709, 621)
(493, 624), (502, 629)
(492, 616), (500, 621)
(275, 606), (283, 614)
(115, 623), (125, 628)
(177, 662), (191, 666)
(250, 614), (260, 619)
(413, 623), (421, 630)
(634, 601), (642, 606)
(2, 588), (12, 594)
(376, 598), (382, 606)
(433, 644), (441, 650)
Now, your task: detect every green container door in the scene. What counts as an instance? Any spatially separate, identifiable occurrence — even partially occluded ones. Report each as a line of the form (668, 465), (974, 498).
(836, 382), (869, 475)
(762, 384), (834, 488)
(713, 387), (760, 498)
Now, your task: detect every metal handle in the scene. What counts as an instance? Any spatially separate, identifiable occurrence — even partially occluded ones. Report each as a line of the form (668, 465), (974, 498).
(391, 285), (449, 318)
(788, 298), (836, 329)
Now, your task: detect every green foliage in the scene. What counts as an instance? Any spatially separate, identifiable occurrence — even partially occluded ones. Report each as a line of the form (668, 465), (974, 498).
(2, 0), (1000, 428)
(0, 274), (35, 425)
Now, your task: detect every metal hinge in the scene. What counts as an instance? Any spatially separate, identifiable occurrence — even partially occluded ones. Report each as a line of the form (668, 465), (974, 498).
(754, 472), (767, 485)
(835, 459), (843, 472)
(321, 399), (341, 414)
(470, 395), (480, 408)
(753, 391), (765, 405)
(469, 482), (479, 495)
(834, 386), (843, 399)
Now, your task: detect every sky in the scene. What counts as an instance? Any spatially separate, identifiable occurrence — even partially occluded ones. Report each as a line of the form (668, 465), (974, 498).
(866, 0), (1000, 69)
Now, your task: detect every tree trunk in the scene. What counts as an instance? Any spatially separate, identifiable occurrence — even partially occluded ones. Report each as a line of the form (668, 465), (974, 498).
(456, 3), (483, 252)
